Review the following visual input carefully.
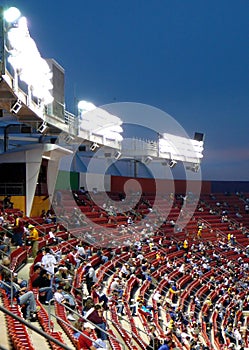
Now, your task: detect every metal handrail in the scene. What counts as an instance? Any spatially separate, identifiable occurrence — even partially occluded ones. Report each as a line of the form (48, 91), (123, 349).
(25, 199), (247, 348)
(52, 300), (126, 349)
(0, 304), (73, 350)
(0, 248), (9, 257)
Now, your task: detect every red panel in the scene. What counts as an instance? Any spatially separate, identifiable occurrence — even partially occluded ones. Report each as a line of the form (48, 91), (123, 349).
(111, 176), (211, 195)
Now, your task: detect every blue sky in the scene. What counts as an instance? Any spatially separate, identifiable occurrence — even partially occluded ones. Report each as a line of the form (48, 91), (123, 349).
(4, 0), (249, 180)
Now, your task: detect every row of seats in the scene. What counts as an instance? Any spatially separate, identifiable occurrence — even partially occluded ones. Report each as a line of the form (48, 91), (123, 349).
(3, 191), (249, 349)
(1, 290), (36, 350)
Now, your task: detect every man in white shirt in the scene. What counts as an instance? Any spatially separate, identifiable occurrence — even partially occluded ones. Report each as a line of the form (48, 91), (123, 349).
(41, 247), (57, 275)
(54, 285), (76, 321)
(110, 277), (124, 297)
(152, 291), (162, 307)
(85, 263), (98, 294)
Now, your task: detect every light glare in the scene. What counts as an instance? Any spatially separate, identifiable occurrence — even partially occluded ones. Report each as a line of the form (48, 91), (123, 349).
(7, 16), (54, 104)
(4, 7), (21, 23)
(78, 100), (96, 113)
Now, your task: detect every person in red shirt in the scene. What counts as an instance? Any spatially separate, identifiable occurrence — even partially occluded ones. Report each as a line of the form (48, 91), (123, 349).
(86, 304), (107, 341)
(78, 322), (106, 350)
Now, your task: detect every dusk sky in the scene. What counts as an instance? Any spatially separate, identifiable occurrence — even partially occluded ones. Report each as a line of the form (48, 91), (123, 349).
(4, 0), (249, 181)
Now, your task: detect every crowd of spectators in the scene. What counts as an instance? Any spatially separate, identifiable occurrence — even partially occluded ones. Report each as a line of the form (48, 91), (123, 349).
(1, 191), (249, 349)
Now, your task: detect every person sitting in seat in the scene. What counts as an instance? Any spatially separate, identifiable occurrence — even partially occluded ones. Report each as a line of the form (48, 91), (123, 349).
(85, 304), (108, 341)
(54, 285), (76, 321)
(3, 196), (13, 209)
(54, 266), (72, 289)
(32, 265), (54, 304)
(110, 277), (124, 298)
(78, 322), (107, 349)
(91, 284), (109, 310)
(0, 271), (39, 321)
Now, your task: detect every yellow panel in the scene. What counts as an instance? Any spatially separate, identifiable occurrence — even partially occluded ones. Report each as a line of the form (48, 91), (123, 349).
(30, 196), (51, 217)
(0, 196), (25, 213)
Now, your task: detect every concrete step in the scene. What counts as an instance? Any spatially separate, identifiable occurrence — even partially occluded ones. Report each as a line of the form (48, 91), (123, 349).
(18, 262), (77, 349)
(26, 320), (51, 349)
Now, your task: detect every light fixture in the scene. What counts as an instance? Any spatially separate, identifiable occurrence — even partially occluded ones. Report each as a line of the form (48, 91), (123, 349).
(114, 151), (122, 160)
(169, 160), (177, 168)
(144, 156), (153, 165)
(10, 99), (22, 114)
(6, 15), (54, 105)
(186, 163), (200, 172)
(192, 164), (200, 172)
(78, 100), (96, 116)
(79, 104), (123, 142)
(42, 155), (51, 160)
(4, 7), (21, 23)
(90, 143), (99, 151)
(159, 132), (204, 164)
(104, 152), (112, 158)
(37, 122), (48, 134)
(64, 134), (74, 144)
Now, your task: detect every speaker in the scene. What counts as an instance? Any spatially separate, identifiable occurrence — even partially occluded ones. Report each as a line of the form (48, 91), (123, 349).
(78, 145), (86, 152)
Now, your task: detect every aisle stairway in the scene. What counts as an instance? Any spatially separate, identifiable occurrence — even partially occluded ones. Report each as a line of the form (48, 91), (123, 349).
(0, 293), (11, 349)
(5, 262), (75, 350)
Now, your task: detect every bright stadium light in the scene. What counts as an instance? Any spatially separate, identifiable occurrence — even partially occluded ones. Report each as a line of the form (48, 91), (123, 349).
(159, 132), (204, 163)
(78, 100), (96, 115)
(92, 124), (123, 141)
(4, 7), (21, 23)
(100, 130), (123, 141)
(6, 15), (54, 104)
(79, 103), (123, 142)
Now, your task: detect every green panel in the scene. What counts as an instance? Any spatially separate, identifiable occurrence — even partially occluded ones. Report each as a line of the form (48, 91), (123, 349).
(55, 171), (79, 190)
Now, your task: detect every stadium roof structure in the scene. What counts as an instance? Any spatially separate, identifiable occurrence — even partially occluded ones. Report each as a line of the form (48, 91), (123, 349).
(0, 6), (205, 171)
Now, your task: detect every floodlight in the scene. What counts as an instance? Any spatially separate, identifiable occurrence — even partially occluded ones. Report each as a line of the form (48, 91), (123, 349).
(42, 155), (51, 160)
(102, 131), (123, 141)
(37, 122), (48, 134)
(159, 132), (204, 163)
(114, 151), (122, 160)
(6, 15), (54, 105)
(169, 160), (177, 168)
(4, 7), (21, 23)
(104, 153), (112, 158)
(78, 100), (96, 115)
(192, 164), (200, 172)
(10, 99), (22, 114)
(144, 156), (153, 165)
(64, 134), (74, 144)
(186, 163), (200, 173)
(90, 143), (99, 151)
